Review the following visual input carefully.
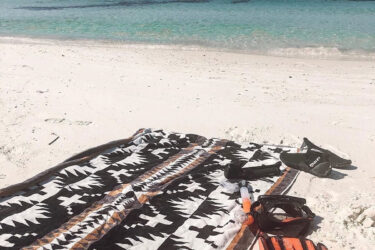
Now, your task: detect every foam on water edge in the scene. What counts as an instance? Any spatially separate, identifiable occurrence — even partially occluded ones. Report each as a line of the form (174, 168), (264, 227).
(3, 35), (375, 61)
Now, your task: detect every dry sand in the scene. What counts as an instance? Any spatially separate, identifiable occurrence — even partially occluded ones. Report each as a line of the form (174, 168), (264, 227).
(0, 37), (374, 249)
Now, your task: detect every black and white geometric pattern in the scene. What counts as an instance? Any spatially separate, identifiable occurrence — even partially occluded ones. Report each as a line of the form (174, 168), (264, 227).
(0, 129), (298, 249)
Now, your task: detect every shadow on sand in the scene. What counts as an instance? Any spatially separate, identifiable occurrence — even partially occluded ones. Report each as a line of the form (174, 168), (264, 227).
(309, 215), (324, 233)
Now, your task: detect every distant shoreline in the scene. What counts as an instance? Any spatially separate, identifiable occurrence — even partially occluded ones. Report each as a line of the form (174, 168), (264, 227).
(1, 35), (374, 61)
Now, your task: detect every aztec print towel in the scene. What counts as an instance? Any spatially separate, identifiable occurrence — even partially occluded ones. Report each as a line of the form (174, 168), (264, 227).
(0, 129), (299, 250)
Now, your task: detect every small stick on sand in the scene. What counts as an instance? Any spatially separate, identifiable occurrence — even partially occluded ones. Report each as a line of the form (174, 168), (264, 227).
(48, 135), (60, 145)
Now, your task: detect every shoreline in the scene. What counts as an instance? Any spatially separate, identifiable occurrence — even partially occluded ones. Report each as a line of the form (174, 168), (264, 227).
(1, 35), (375, 61)
(0, 37), (374, 249)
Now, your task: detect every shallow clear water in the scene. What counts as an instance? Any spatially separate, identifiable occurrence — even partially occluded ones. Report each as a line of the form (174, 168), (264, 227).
(1, 0), (375, 57)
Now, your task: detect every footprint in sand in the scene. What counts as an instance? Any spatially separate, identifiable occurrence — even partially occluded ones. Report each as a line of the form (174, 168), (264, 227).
(44, 118), (92, 126)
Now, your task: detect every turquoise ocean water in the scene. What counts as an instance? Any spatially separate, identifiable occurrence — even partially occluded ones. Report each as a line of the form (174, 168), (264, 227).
(1, 0), (375, 58)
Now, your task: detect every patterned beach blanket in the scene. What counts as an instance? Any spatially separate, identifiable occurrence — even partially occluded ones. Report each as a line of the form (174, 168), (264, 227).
(0, 129), (299, 250)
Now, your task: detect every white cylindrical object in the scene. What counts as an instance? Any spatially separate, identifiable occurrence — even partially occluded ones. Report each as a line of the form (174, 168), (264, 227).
(240, 186), (250, 200)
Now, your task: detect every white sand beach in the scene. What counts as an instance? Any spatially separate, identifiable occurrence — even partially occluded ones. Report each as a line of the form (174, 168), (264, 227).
(0, 37), (374, 249)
